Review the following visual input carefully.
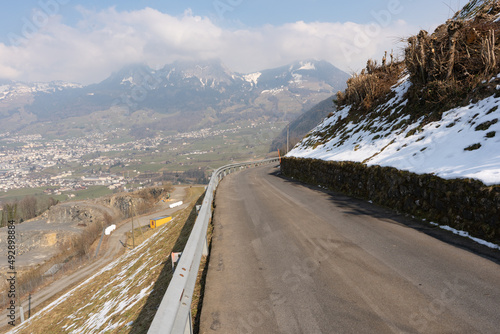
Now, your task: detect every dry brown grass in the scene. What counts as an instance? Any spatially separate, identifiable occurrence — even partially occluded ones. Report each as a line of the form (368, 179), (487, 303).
(192, 220), (214, 334)
(0, 184), (179, 332)
(405, 2), (500, 104)
(337, 56), (404, 112)
(335, 2), (500, 127)
(7, 187), (205, 334)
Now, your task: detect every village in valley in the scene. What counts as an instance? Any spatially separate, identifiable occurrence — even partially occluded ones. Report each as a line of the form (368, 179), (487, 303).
(0, 121), (281, 199)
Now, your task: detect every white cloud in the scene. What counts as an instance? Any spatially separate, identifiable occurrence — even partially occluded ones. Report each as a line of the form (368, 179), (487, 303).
(0, 7), (417, 84)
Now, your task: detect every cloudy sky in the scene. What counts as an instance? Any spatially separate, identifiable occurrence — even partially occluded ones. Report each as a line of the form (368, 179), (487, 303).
(0, 0), (462, 84)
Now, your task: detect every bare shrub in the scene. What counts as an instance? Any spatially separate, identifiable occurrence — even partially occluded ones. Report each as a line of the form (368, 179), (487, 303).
(405, 6), (500, 91)
(69, 221), (105, 258)
(103, 212), (113, 225)
(19, 195), (37, 220)
(337, 58), (404, 111)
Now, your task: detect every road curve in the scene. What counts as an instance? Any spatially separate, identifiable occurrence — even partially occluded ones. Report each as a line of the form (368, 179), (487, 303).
(199, 165), (500, 334)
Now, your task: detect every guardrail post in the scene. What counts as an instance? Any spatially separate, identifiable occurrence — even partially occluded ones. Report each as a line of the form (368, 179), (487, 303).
(202, 234), (209, 256)
(184, 311), (193, 334)
(20, 306), (25, 323)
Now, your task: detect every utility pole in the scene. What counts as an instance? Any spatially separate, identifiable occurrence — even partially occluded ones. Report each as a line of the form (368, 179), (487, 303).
(287, 123), (290, 154)
(130, 201), (135, 249)
(133, 199), (145, 241)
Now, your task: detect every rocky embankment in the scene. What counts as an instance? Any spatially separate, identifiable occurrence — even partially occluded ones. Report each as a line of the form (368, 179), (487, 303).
(0, 202), (115, 262)
(282, 157), (500, 245)
(0, 186), (168, 266)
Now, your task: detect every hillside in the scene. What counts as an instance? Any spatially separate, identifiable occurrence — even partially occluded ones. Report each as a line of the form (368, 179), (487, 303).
(288, 0), (500, 186)
(6, 187), (205, 334)
(270, 95), (337, 152)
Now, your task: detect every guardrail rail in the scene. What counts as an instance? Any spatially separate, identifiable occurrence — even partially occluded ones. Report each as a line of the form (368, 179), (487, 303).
(148, 158), (280, 334)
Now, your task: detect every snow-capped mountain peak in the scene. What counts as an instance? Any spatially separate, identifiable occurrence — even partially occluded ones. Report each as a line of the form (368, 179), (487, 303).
(243, 72), (262, 85)
(0, 81), (82, 101)
(297, 61), (316, 71)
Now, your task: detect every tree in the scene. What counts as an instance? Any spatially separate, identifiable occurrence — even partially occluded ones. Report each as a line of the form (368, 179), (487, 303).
(47, 197), (59, 210)
(0, 208), (4, 228)
(20, 196), (37, 220)
(162, 181), (174, 194)
(1, 202), (18, 225)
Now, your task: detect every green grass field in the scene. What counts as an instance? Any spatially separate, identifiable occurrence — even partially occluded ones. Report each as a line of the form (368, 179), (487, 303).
(1, 120), (285, 208)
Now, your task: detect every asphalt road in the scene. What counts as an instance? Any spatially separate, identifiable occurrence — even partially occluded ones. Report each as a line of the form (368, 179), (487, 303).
(199, 165), (500, 334)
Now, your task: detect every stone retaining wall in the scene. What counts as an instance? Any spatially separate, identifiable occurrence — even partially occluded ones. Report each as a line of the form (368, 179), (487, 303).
(281, 157), (500, 244)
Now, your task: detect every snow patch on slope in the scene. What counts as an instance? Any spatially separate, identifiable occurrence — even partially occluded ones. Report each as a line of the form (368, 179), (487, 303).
(121, 76), (135, 85)
(261, 87), (285, 95)
(289, 75), (500, 185)
(9, 222), (173, 333)
(298, 62), (316, 71)
(243, 72), (262, 85)
(0, 82), (82, 100)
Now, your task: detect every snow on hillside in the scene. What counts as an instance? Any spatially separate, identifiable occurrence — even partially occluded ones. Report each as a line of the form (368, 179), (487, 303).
(121, 76), (135, 85)
(243, 72), (262, 85)
(455, 0), (495, 19)
(0, 81), (82, 100)
(298, 61), (316, 71)
(288, 74), (500, 186)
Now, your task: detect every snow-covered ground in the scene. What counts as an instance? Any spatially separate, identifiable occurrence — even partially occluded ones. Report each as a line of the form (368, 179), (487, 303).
(0, 81), (82, 100)
(243, 72), (262, 85)
(429, 221), (500, 250)
(297, 61), (316, 71)
(289, 75), (500, 186)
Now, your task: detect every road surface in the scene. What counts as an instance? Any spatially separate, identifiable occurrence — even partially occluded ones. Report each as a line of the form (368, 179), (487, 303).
(200, 165), (500, 334)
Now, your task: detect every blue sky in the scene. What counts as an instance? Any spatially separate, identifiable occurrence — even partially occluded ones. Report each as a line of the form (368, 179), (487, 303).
(0, 0), (463, 84)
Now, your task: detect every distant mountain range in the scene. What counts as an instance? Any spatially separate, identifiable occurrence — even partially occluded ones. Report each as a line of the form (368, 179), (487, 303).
(270, 95), (337, 152)
(0, 59), (349, 137)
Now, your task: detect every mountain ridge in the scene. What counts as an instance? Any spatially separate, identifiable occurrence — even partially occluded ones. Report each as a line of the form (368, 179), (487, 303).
(0, 59), (349, 136)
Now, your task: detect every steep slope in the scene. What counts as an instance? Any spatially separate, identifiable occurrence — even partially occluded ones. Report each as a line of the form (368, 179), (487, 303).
(7, 187), (204, 333)
(270, 95), (337, 152)
(289, 74), (500, 185)
(288, 1), (500, 186)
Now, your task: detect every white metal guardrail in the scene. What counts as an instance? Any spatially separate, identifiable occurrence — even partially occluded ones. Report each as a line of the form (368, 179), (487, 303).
(148, 158), (280, 334)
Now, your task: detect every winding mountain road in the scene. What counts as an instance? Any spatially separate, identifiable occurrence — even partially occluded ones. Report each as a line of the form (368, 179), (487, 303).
(200, 165), (500, 334)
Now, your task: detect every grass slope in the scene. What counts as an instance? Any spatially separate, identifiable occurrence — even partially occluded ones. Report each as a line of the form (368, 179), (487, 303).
(8, 187), (205, 334)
